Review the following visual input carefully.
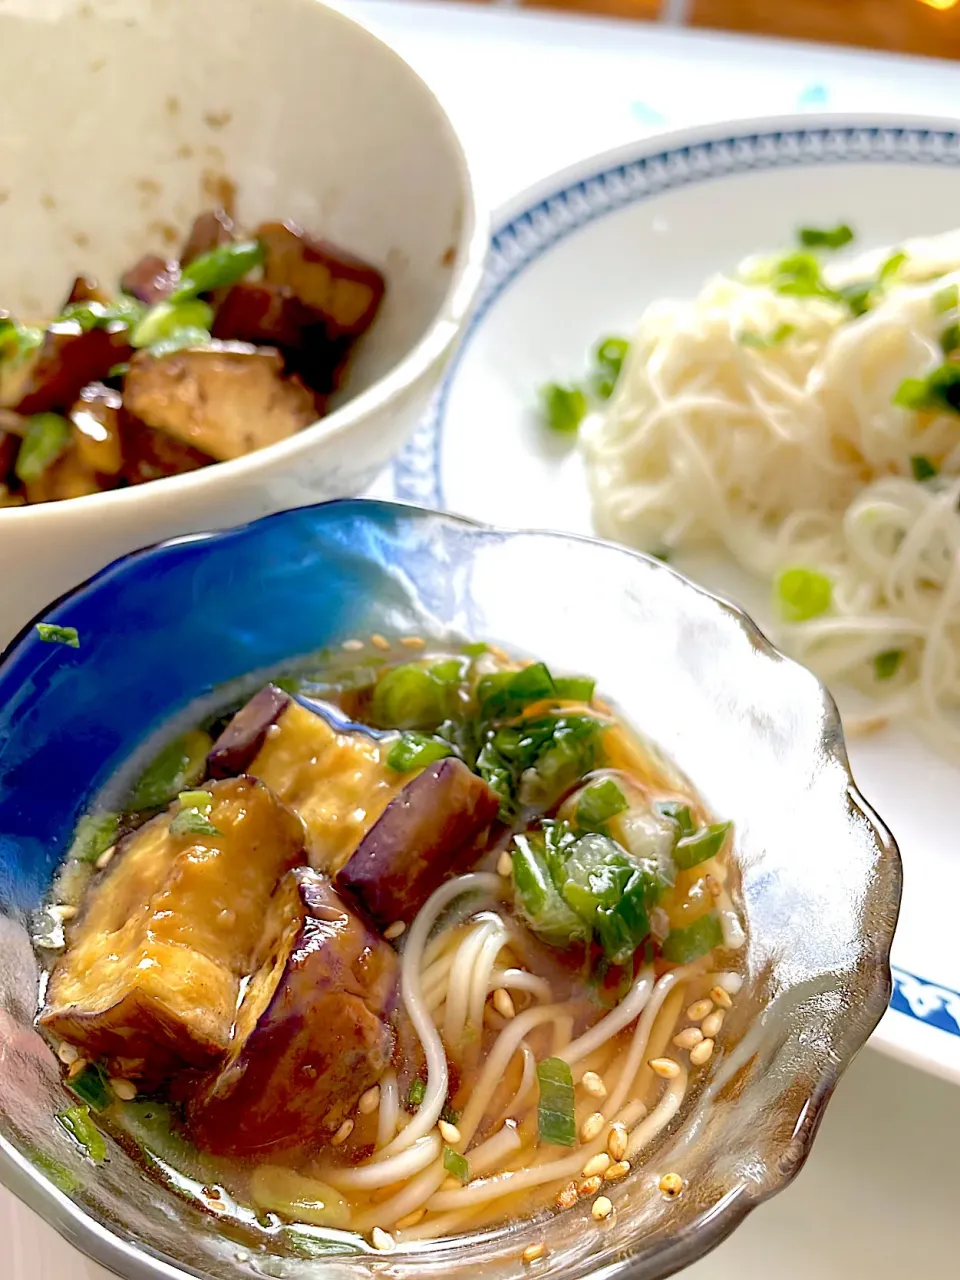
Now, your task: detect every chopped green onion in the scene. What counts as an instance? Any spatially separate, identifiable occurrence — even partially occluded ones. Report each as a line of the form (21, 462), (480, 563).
(774, 567), (832, 623)
(797, 224), (855, 250)
(655, 801), (695, 836)
(107, 361), (131, 379)
(59, 297), (145, 333)
(0, 317), (43, 363)
(386, 732), (454, 773)
(673, 821), (732, 871)
(935, 283), (959, 314)
(407, 1079), (426, 1108)
(31, 1150), (80, 1194)
(769, 252), (836, 300)
(440, 1100), (460, 1127)
(69, 1063), (111, 1112)
(68, 812), (119, 863)
(560, 832), (661, 965)
(442, 1146), (470, 1183)
(536, 1057), (576, 1147)
(576, 778), (628, 833)
(170, 806), (222, 838)
(147, 326), (213, 358)
(539, 382), (587, 434)
(879, 251), (908, 285)
(661, 913), (724, 964)
(463, 641), (489, 657)
(35, 622), (80, 648)
(15, 413), (71, 482)
(512, 833), (588, 948)
(56, 1104), (106, 1163)
(738, 322), (796, 350)
(553, 675), (596, 703)
(893, 364), (960, 415)
(170, 239), (265, 301)
(592, 335), (630, 399)
(874, 649), (904, 681)
(911, 455), (938, 481)
(131, 299), (214, 349)
(177, 789), (214, 812)
(941, 324), (960, 356)
(128, 728), (212, 811)
(371, 662), (459, 730)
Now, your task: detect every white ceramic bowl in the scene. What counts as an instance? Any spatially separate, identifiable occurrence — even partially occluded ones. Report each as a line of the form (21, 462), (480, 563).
(0, 0), (484, 648)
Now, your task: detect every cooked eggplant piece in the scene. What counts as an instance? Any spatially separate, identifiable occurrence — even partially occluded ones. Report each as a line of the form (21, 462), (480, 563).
(223, 696), (404, 872)
(212, 281), (317, 349)
(259, 221), (385, 339)
(338, 759), (500, 927)
(40, 777), (305, 1080)
(14, 322), (133, 415)
(119, 410), (214, 485)
(184, 869), (398, 1158)
(120, 254), (181, 306)
(122, 342), (318, 462)
(69, 383), (124, 477)
(181, 209), (235, 267)
(208, 684), (292, 778)
(64, 276), (110, 307)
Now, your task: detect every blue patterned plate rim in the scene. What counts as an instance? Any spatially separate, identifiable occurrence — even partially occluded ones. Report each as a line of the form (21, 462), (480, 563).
(390, 112), (960, 1073)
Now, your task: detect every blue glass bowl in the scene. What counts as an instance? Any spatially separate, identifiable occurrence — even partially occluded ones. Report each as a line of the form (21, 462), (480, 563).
(0, 500), (900, 1280)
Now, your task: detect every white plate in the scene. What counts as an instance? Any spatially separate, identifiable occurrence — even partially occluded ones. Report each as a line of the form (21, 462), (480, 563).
(389, 114), (960, 1086)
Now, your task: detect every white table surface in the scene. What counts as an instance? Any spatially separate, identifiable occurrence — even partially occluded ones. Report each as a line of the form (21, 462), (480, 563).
(7, 3), (960, 1275)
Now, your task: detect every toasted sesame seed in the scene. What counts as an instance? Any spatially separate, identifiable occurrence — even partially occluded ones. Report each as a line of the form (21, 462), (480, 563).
(371, 1227), (395, 1252)
(50, 904), (78, 921)
(331, 1119), (355, 1146)
(96, 846), (116, 870)
(439, 1119), (461, 1144)
(493, 988), (516, 1019)
(659, 1172), (684, 1199)
(400, 636), (426, 649)
(358, 1085), (381, 1115)
(396, 1208), (426, 1229)
(604, 1160), (630, 1182)
(342, 638), (365, 651)
(592, 1196), (614, 1222)
(57, 1042), (79, 1065)
(578, 1175), (603, 1198)
(607, 1122), (628, 1162)
(581, 1152), (611, 1178)
(370, 634), (390, 651)
(384, 921), (406, 940)
(710, 986), (733, 1009)
(686, 998), (713, 1023)
(67, 1057), (88, 1080)
(110, 1078), (137, 1101)
(720, 972), (743, 995)
(650, 1057), (681, 1080)
(522, 1243), (547, 1264)
(580, 1112), (605, 1143)
(556, 1182), (579, 1211)
(497, 851), (513, 878)
(690, 1038), (714, 1067)
(581, 1071), (607, 1100)
(701, 1010), (725, 1039)
(672, 1027), (704, 1051)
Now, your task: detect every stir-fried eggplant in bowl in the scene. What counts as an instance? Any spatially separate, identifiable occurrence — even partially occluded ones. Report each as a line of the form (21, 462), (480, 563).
(0, 0), (484, 648)
(0, 501), (899, 1280)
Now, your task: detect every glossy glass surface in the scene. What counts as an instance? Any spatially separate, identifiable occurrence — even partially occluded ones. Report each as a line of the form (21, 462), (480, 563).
(0, 500), (900, 1280)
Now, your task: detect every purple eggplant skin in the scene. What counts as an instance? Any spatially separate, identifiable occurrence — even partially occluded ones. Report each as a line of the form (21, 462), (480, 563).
(207, 684), (291, 779)
(337, 758), (500, 927)
(184, 869), (398, 1159)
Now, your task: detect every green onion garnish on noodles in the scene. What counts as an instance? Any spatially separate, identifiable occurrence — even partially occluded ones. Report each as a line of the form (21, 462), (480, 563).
(442, 1146), (470, 1183)
(576, 778), (628, 833)
(879, 251), (908, 285)
(539, 382), (587, 434)
(655, 800), (696, 836)
(661, 913), (724, 964)
(774, 567), (832, 623)
(941, 324), (960, 356)
(893, 365), (960, 415)
(874, 649), (904, 681)
(797, 224), (855, 251)
(537, 1057), (576, 1147)
(910, 455), (938, 482)
(673, 821), (732, 872)
(35, 622), (80, 648)
(69, 1062), (111, 1112)
(592, 335), (630, 399)
(738, 323), (796, 349)
(934, 283), (959, 314)
(406, 1079), (426, 1108)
